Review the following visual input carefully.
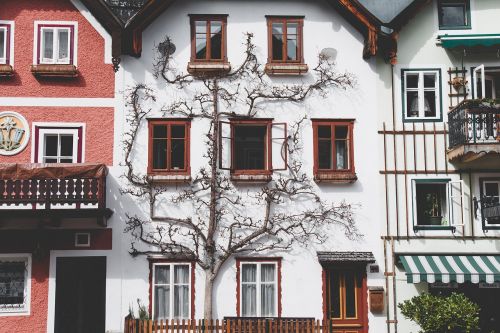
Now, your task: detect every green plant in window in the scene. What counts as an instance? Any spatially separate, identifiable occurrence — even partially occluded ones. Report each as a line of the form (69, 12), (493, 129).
(423, 190), (443, 225)
(399, 292), (479, 333)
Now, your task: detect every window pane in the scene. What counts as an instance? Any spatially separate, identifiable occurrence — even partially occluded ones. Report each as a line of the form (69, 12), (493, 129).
(242, 264), (257, 283)
(171, 139), (185, 169)
(210, 21), (222, 60)
(174, 285), (189, 318)
(153, 125), (167, 138)
(44, 135), (58, 157)
(155, 266), (170, 284)
(195, 21), (207, 60)
(335, 140), (348, 170)
(329, 273), (341, 318)
(242, 284), (256, 316)
(60, 135), (74, 158)
(318, 126), (331, 139)
(43, 30), (54, 59)
(58, 30), (69, 61)
(286, 23), (298, 61)
(424, 90), (436, 117)
(335, 126), (348, 140)
(0, 262), (25, 306)
(171, 125), (185, 138)
(485, 183), (499, 201)
(271, 23), (283, 61)
(424, 73), (436, 88)
(261, 284), (275, 317)
(234, 125), (267, 170)
(318, 140), (332, 169)
(44, 158), (58, 163)
(406, 91), (419, 118)
(153, 139), (167, 169)
(416, 183), (447, 226)
(344, 272), (357, 318)
(406, 73), (419, 89)
(154, 286), (170, 320)
(174, 265), (189, 284)
(441, 4), (466, 27)
(0, 29), (5, 60)
(261, 264), (275, 282)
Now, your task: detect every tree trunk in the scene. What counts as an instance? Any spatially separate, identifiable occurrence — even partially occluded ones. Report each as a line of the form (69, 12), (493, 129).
(203, 271), (215, 319)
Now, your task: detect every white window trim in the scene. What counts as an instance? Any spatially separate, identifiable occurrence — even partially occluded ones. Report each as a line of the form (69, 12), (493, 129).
(0, 254), (32, 317)
(403, 69), (442, 121)
(33, 21), (78, 66)
(152, 263), (192, 321)
(239, 261), (278, 317)
(31, 123), (85, 163)
(0, 21), (14, 66)
(482, 180), (500, 227)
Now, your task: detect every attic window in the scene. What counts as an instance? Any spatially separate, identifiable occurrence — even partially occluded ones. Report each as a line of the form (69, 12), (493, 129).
(438, 0), (471, 29)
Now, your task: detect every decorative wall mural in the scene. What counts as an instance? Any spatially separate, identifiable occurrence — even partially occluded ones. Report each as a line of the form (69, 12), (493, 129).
(0, 112), (30, 156)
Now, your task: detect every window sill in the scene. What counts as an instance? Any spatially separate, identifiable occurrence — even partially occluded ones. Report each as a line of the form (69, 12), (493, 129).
(31, 64), (78, 78)
(0, 64), (14, 78)
(314, 172), (357, 184)
(231, 173), (272, 183)
(265, 63), (308, 75)
(187, 62), (231, 76)
(147, 174), (191, 184)
(413, 225), (456, 232)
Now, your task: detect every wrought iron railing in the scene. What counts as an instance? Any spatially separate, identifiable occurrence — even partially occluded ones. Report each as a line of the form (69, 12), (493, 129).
(448, 99), (500, 149)
(481, 196), (500, 227)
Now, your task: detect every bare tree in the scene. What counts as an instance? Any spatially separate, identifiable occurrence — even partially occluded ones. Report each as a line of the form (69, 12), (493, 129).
(122, 33), (360, 319)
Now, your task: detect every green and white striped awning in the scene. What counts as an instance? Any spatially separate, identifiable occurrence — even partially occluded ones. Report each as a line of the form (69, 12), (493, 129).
(400, 255), (500, 284)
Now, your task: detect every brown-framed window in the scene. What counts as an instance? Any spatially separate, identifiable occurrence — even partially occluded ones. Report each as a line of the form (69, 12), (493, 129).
(312, 120), (354, 175)
(219, 119), (287, 175)
(266, 16), (304, 64)
(190, 15), (227, 62)
(148, 119), (190, 175)
(236, 258), (282, 317)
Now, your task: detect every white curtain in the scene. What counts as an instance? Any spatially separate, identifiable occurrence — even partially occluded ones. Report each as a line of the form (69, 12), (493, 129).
(242, 264), (257, 316)
(260, 264), (275, 317)
(335, 141), (346, 169)
(154, 266), (170, 320)
(174, 265), (189, 318)
(58, 30), (69, 61)
(43, 30), (53, 59)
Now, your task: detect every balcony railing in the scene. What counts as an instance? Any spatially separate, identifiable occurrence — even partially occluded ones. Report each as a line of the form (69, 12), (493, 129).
(480, 196), (500, 229)
(0, 163), (111, 224)
(448, 99), (500, 150)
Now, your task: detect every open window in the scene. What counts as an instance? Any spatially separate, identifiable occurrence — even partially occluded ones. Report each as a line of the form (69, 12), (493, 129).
(219, 120), (287, 181)
(34, 125), (83, 163)
(412, 179), (464, 231)
(479, 178), (500, 229)
(472, 65), (500, 99)
(402, 69), (442, 122)
(438, 0), (471, 30)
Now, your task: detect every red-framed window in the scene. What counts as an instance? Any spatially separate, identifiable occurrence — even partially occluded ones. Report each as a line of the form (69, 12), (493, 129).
(33, 125), (84, 163)
(37, 24), (75, 65)
(219, 119), (287, 175)
(148, 119), (191, 175)
(148, 260), (195, 321)
(312, 120), (355, 176)
(266, 16), (304, 64)
(190, 15), (227, 62)
(236, 258), (282, 317)
(0, 23), (12, 65)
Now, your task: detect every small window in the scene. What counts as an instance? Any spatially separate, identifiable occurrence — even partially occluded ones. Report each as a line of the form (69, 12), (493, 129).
(219, 120), (287, 175)
(0, 257), (30, 314)
(190, 15), (227, 62)
(438, 0), (471, 29)
(480, 179), (500, 228)
(402, 69), (441, 122)
(0, 23), (12, 65)
(37, 24), (74, 65)
(148, 120), (190, 175)
(152, 263), (192, 320)
(34, 126), (83, 163)
(267, 17), (304, 64)
(238, 260), (280, 317)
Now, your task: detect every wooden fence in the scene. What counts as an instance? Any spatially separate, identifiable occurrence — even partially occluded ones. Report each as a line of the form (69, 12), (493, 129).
(124, 318), (333, 333)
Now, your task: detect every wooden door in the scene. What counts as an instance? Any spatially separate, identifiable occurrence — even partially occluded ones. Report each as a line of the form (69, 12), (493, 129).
(327, 269), (367, 333)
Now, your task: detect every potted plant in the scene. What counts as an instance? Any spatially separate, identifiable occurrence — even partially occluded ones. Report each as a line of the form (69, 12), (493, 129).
(424, 192), (443, 226)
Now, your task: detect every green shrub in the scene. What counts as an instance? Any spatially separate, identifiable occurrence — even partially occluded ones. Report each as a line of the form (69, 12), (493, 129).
(398, 292), (480, 333)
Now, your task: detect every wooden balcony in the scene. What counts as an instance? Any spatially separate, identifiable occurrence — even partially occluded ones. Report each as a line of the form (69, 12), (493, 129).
(447, 99), (500, 166)
(0, 163), (112, 225)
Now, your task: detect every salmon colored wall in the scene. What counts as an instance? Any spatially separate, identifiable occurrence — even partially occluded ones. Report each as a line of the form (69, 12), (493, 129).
(1, 0), (114, 98)
(0, 107), (114, 165)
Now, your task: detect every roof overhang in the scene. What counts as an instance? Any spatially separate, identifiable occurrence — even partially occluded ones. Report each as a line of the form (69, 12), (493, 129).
(438, 34), (500, 49)
(317, 251), (376, 264)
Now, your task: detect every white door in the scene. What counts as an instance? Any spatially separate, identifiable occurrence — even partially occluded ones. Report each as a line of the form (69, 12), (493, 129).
(473, 65), (485, 99)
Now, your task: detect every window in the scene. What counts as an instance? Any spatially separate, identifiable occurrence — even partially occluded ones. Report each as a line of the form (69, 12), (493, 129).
(151, 263), (192, 320)
(219, 120), (287, 176)
(237, 259), (281, 317)
(402, 69), (442, 122)
(0, 23), (12, 65)
(438, 0), (471, 29)
(190, 15), (227, 62)
(312, 120), (355, 182)
(412, 179), (464, 230)
(479, 179), (500, 228)
(0, 256), (30, 315)
(267, 16), (304, 64)
(37, 24), (74, 65)
(34, 126), (83, 163)
(148, 120), (190, 175)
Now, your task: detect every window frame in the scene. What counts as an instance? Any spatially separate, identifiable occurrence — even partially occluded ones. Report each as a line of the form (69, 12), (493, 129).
(437, 0), (471, 30)
(236, 258), (282, 317)
(266, 16), (304, 65)
(189, 14), (228, 63)
(0, 21), (13, 66)
(34, 22), (77, 66)
(33, 124), (84, 163)
(149, 261), (195, 321)
(401, 69), (443, 123)
(0, 254), (31, 316)
(147, 119), (191, 176)
(479, 177), (500, 230)
(312, 119), (355, 177)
